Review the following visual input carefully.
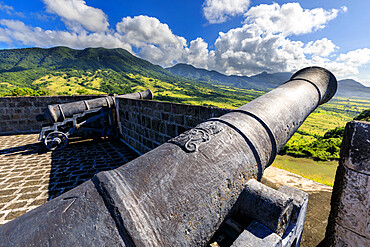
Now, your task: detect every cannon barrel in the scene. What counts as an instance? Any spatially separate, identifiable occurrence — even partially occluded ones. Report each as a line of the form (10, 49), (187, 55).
(0, 67), (337, 246)
(36, 89), (153, 123)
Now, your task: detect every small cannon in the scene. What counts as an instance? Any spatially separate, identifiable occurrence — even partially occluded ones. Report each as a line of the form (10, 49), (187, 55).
(36, 89), (153, 150)
(0, 67), (337, 246)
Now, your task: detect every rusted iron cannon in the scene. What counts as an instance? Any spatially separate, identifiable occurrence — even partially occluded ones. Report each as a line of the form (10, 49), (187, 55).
(36, 89), (153, 150)
(0, 67), (336, 246)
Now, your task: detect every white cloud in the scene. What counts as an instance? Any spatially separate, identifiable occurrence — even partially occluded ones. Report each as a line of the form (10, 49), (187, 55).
(337, 48), (370, 67)
(181, 38), (215, 69)
(211, 23), (309, 75)
(304, 38), (337, 57)
(116, 15), (186, 48)
(0, 3), (24, 17)
(42, 0), (109, 32)
(1, 1), (368, 83)
(0, 19), (129, 50)
(0, 3), (14, 14)
(116, 15), (187, 66)
(203, 0), (250, 24)
(244, 3), (341, 35)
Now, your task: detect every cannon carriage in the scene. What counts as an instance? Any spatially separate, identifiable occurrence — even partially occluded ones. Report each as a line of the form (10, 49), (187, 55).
(36, 89), (153, 150)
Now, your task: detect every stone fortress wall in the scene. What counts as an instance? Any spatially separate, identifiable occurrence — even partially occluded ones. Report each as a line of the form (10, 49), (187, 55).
(0, 95), (231, 154)
(0, 95), (100, 134)
(116, 97), (231, 154)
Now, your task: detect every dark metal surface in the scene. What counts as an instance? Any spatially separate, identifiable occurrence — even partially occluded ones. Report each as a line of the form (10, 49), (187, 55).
(36, 90), (153, 150)
(0, 68), (337, 246)
(38, 89), (153, 123)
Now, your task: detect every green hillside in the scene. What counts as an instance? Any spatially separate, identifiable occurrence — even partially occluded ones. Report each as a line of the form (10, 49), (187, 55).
(0, 46), (369, 163)
(0, 46), (265, 108)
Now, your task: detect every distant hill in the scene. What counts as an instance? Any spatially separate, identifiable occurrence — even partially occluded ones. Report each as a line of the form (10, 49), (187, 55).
(166, 63), (291, 90)
(0, 46), (177, 95)
(167, 63), (370, 99)
(0, 46), (266, 108)
(336, 79), (370, 98)
(1, 47), (368, 100)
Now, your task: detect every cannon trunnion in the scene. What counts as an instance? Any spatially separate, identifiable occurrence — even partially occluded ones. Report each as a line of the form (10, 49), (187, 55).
(36, 89), (153, 150)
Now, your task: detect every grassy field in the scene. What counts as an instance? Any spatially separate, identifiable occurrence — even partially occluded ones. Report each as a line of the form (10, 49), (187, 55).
(272, 155), (338, 187)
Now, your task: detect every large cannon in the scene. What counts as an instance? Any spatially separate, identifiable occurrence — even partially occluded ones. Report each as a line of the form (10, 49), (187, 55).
(36, 89), (153, 150)
(0, 67), (337, 246)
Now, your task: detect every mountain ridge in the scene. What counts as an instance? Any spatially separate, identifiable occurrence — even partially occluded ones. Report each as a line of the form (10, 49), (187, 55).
(167, 63), (370, 99)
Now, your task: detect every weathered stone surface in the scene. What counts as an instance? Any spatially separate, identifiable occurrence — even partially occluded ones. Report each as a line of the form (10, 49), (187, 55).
(277, 185), (308, 223)
(325, 121), (370, 246)
(0, 180), (126, 247)
(235, 179), (293, 236)
(340, 121), (369, 174)
(335, 165), (370, 238)
(231, 221), (282, 247)
(332, 223), (370, 247)
(278, 186), (308, 247)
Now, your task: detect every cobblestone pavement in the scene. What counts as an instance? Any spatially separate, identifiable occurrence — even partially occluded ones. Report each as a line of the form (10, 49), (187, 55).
(0, 134), (138, 225)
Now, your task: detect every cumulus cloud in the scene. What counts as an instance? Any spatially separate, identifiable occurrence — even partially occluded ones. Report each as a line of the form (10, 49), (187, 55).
(1, 1), (368, 81)
(116, 15), (187, 66)
(211, 24), (309, 75)
(203, 0), (250, 24)
(42, 0), (109, 32)
(116, 15), (186, 48)
(0, 19), (129, 50)
(304, 38), (337, 57)
(180, 38), (215, 69)
(244, 3), (341, 35)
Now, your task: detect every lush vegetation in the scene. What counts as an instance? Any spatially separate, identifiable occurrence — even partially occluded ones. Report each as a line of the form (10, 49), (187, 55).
(280, 108), (369, 161)
(1, 46), (369, 163)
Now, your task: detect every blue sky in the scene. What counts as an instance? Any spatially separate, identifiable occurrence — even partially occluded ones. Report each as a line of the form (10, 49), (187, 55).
(0, 0), (370, 85)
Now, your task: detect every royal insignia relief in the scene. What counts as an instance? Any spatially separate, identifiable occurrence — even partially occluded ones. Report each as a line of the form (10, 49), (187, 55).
(169, 121), (223, 152)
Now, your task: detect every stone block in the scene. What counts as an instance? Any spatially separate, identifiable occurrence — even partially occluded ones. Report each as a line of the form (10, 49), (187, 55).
(152, 118), (161, 132)
(325, 121), (370, 246)
(185, 116), (201, 128)
(163, 102), (172, 113)
(199, 107), (213, 121)
(235, 179), (293, 236)
(175, 115), (185, 125)
(335, 165), (369, 238)
(155, 102), (164, 111)
(172, 103), (185, 115)
(161, 112), (169, 121)
(231, 221), (282, 247)
(341, 121), (369, 174)
(166, 123), (177, 137)
(277, 185), (308, 223)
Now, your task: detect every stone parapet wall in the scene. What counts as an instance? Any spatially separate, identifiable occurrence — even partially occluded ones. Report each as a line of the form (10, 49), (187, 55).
(116, 98), (231, 154)
(324, 121), (370, 246)
(0, 95), (104, 134)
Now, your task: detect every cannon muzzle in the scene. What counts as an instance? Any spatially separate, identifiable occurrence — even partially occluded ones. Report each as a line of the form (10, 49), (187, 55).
(0, 67), (336, 246)
(36, 89), (153, 123)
